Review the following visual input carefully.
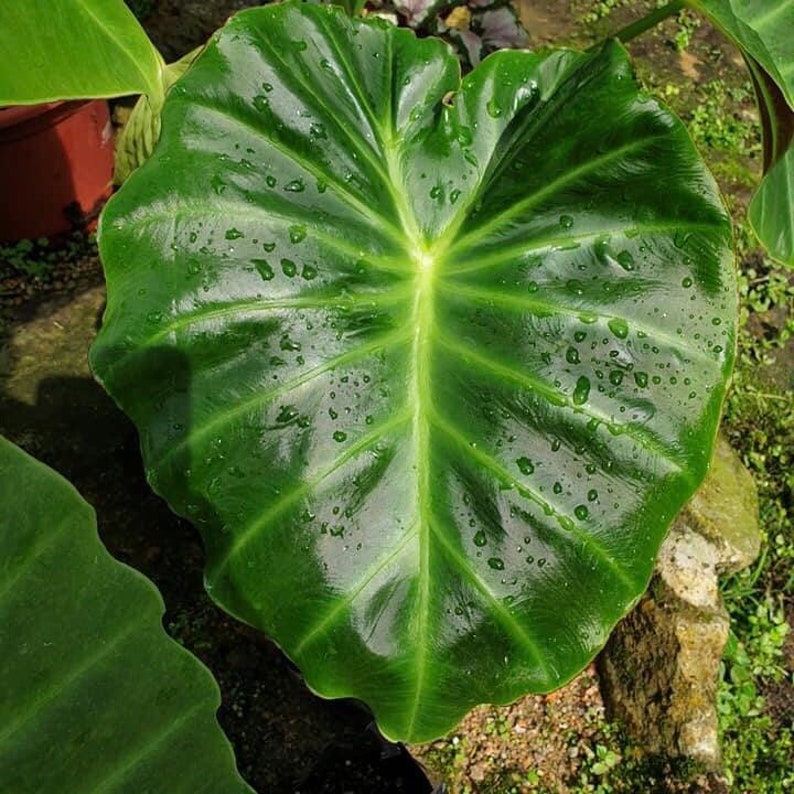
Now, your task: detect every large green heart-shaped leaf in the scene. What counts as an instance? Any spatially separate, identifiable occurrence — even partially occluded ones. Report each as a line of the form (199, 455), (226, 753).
(0, 437), (252, 793)
(0, 0), (164, 107)
(91, 3), (736, 741)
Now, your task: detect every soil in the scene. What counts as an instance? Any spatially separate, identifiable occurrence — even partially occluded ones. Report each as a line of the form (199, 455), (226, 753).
(1, 2), (790, 793)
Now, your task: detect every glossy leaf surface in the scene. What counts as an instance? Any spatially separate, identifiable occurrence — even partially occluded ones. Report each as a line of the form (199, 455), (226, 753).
(91, 3), (736, 741)
(0, 0), (163, 106)
(0, 438), (252, 793)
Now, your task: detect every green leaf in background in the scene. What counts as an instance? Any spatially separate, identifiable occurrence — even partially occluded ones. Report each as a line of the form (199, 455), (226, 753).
(91, 2), (736, 741)
(0, 0), (164, 107)
(691, 0), (794, 108)
(745, 55), (794, 266)
(690, 0), (794, 266)
(0, 437), (253, 794)
(749, 145), (794, 265)
(744, 53), (794, 171)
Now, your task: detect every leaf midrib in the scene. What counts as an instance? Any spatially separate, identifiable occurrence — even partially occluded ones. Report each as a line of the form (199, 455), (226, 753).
(379, 45), (439, 725)
(403, 241), (435, 736)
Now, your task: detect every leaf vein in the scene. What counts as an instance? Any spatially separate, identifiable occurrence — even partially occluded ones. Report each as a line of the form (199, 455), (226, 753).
(436, 281), (718, 367)
(428, 516), (552, 679)
(442, 222), (727, 276)
(248, 23), (392, 186)
(435, 334), (687, 478)
(292, 520), (419, 656)
(150, 328), (412, 474)
(185, 97), (402, 242)
(450, 132), (670, 254)
(211, 409), (413, 578)
(431, 413), (638, 593)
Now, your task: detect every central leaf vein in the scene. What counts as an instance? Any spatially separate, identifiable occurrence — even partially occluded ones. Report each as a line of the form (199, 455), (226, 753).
(403, 239), (436, 736)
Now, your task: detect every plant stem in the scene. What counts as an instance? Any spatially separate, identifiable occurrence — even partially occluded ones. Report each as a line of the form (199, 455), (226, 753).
(612, 0), (686, 43)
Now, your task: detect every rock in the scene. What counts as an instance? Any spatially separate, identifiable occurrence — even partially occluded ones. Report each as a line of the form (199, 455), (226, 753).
(684, 437), (762, 574)
(599, 436), (761, 770)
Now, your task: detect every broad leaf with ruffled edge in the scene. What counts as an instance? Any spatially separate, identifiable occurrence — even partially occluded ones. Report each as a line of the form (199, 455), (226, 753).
(91, 2), (736, 741)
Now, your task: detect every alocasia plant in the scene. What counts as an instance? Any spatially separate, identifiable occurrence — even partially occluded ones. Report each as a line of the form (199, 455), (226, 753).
(0, 437), (252, 793)
(90, 1), (737, 741)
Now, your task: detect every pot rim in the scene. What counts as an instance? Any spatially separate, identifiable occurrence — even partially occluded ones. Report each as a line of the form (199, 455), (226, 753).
(0, 100), (91, 132)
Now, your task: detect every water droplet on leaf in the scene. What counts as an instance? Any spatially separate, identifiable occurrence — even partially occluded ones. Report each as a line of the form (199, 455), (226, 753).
(607, 318), (629, 339)
(573, 376), (591, 405)
(253, 259), (274, 280)
(516, 456), (535, 475)
(486, 98), (502, 118)
(289, 224), (307, 244)
(276, 405), (300, 425)
(617, 250), (635, 271)
(280, 334), (301, 352)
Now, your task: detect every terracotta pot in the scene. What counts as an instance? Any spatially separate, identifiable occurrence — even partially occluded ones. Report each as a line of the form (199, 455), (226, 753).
(0, 100), (114, 243)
